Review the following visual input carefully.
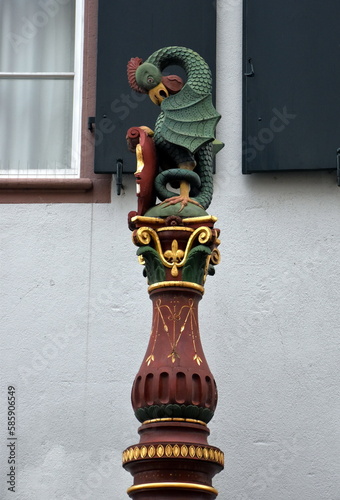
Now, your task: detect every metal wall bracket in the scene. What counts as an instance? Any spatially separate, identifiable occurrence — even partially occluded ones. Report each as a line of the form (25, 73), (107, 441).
(116, 160), (123, 195)
(88, 116), (95, 132)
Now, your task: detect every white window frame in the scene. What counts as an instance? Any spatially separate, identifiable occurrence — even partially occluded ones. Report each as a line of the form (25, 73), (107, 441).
(0, 0), (84, 179)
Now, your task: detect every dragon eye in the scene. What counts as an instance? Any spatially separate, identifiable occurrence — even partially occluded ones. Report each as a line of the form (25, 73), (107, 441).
(147, 76), (154, 84)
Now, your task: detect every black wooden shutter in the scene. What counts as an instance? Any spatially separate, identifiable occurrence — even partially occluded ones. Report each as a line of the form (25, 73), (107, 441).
(243, 0), (340, 174)
(94, 0), (217, 174)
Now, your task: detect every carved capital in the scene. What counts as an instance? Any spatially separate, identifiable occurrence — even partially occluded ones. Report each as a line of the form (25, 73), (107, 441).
(131, 216), (220, 288)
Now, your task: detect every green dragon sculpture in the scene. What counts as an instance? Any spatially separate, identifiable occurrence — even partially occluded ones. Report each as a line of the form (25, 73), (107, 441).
(127, 46), (223, 214)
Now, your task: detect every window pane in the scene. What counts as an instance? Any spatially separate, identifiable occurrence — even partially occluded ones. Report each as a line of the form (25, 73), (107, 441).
(0, 78), (75, 176)
(0, 0), (75, 72)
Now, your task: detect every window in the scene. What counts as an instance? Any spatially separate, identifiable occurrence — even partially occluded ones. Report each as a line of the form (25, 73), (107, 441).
(0, 0), (83, 178)
(0, 0), (111, 203)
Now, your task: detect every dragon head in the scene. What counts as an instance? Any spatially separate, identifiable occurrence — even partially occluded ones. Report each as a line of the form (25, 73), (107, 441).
(135, 62), (168, 105)
(127, 57), (184, 106)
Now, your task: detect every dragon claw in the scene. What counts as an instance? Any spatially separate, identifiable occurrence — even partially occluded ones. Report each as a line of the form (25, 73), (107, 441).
(160, 196), (203, 213)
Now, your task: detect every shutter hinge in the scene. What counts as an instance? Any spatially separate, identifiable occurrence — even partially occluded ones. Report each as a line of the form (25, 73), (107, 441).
(244, 58), (255, 77)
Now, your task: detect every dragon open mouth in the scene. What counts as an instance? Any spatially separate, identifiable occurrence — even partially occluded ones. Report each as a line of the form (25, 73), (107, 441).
(149, 83), (169, 105)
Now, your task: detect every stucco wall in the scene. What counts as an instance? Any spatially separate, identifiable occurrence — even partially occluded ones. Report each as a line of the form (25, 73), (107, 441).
(1, 2), (340, 499)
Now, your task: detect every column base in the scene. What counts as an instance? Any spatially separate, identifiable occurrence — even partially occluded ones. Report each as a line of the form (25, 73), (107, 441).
(123, 420), (223, 499)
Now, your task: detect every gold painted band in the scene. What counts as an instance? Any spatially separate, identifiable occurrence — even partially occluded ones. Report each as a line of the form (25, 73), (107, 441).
(148, 281), (204, 293)
(157, 226), (194, 233)
(182, 215), (218, 223)
(122, 444), (225, 466)
(143, 417), (207, 426)
(127, 482), (218, 495)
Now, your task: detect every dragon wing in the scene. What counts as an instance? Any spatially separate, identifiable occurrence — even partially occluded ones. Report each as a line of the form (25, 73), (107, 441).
(160, 83), (221, 154)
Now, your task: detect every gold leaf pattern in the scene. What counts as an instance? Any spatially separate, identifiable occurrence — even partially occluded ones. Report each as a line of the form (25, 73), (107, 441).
(181, 445), (188, 457)
(173, 444), (180, 457)
(146, 354), (155, 366)
(122, 444), (224, 466)
(146, 298), (204, 365)
(193, 354), (203, 365)
(157, 445), (164, 457)
(189, 445), (196, 458)
(165, 444), (172, 457)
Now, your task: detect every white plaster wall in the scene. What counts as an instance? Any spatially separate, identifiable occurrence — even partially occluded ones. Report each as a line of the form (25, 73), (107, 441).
(1, 2), (340, 499)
